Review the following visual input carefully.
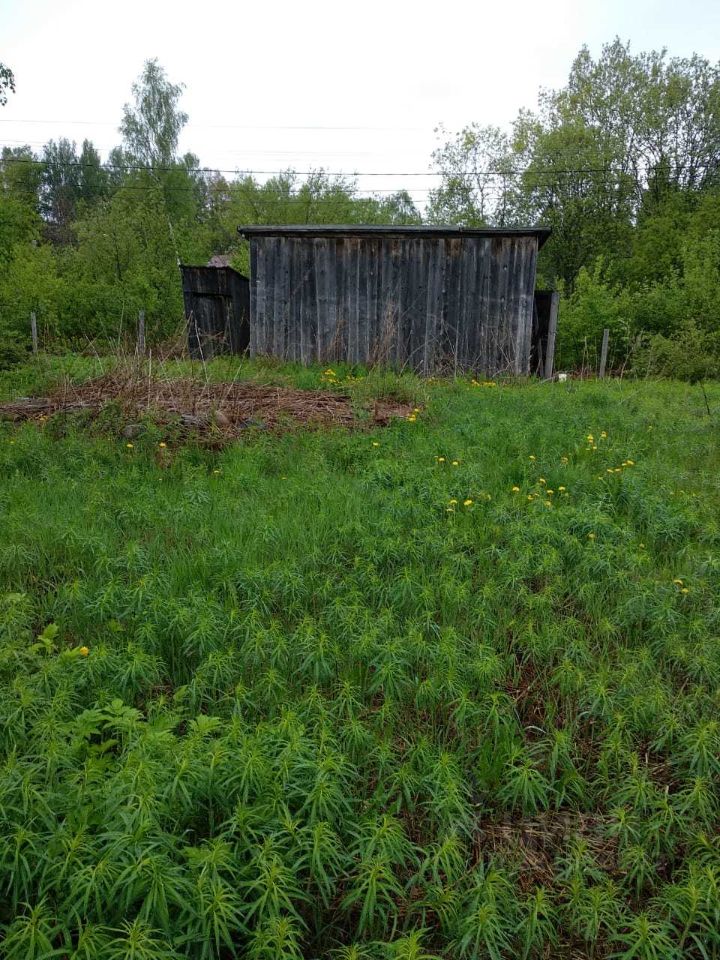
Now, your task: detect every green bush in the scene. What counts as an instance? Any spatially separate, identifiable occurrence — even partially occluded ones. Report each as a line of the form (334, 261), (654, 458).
(635, 320), (720, 381)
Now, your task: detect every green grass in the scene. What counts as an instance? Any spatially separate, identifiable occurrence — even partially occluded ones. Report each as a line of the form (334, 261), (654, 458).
(1, 359), (720, 959)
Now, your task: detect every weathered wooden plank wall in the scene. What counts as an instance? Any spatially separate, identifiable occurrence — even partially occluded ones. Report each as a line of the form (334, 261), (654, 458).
(246, 233), (540, 375)
(181, 265), (250, 359)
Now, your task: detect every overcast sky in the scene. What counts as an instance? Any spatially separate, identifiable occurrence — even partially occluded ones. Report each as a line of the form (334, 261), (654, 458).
(2, 0), (720, 205)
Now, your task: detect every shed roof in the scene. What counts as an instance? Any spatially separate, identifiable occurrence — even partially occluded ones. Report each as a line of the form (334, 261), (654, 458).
(238, 224), (551, 247)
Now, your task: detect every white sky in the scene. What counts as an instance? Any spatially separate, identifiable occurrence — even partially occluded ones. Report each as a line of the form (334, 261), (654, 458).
(2, 0), (720, 206)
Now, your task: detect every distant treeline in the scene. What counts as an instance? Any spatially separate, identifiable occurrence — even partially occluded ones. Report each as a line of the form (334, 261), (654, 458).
(1, 42), (720, 376)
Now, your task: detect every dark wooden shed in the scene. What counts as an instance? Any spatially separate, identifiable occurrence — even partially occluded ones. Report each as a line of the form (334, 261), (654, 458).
(180, 263), (250, 359)
(238, 224), (551, 375)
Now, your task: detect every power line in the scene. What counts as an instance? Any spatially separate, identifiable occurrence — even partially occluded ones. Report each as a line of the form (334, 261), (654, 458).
(0, 150), (647, 180)
(0, 118), (428, 133)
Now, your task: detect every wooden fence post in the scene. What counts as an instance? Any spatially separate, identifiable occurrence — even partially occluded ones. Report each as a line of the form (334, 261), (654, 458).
(30, 311), (38, 355)
(544, 292), (559, 379)
(599, 328), (610, 379)
(137, 310), (146, 356)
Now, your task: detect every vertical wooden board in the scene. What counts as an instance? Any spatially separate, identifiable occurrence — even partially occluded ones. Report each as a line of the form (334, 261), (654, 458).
(545, 291), (559, 379)
(366, 239), (380, 365)
(285, 237), (300, 361)
(398, 239), (410, 368)
(373, 239), (383, 365)
(304, 240), (318, 362)
(599, 326), (610, 378)
(378, 239), (396, 367)
(286, 240), (296, 361)
(424, 239), (442, 372)
(311, 238), (324, 361)
(399, 239), (414, 368)
(462, 239), (479, 370)
(355, 239), (368, 365)
(265, 238), (277, 357)
(334, 239), (348, 362)
(409, 239), (425, 371)
(258, 238), (270, 355)
(445, 238), (462, 369)
(251, 240), (264, 356)
(274, 238), (287, 359)
(505, 239), (521, 373)
(497, 238), (513, 374)
(301, 238), (315, 364)
(283, 238), (293, 359)
(324, 238), (338, 361)
(269, 238), (279, 357)
(437, 238), (450, 368)
(459, 240), (476, 369)
(485, 238), (502, 374)
(474, 239), (489, 372)
(269, 237), (280, 357)
(411, 238), (428, 371)
(344, 237), (360, 363)
(519, 238), (538, 375)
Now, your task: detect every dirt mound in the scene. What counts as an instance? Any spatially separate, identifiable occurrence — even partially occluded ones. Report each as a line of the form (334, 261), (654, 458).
(0, 373), (413, 440)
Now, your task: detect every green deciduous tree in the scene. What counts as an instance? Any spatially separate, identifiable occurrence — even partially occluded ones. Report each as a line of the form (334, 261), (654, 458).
(0, 62), (15, 106)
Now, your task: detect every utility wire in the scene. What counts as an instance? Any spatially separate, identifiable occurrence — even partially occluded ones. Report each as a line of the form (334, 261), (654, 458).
(0, 151), (647, 179)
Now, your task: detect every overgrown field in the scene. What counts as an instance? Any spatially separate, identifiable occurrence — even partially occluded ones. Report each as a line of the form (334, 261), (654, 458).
(1, 359), (720, 959)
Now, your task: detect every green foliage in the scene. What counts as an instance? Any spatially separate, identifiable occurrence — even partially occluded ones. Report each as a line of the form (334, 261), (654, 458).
(1, 360), (720, 956)
(637, 321), (720, 382)
(0, 62), (14, 107)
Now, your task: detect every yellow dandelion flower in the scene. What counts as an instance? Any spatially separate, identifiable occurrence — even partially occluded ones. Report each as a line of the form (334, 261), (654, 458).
(463, 499), (473, 507)
(546, 489), (554, 495)
(213, 469), (221, 475)
(527, 494), (535, 501)
(626, 459), (635, 466)
(673, 578), (684, 586)
(607, 468), (614, 474)
(544, 500), (552, 508)
(592, 445), (598, 451)
(126, 443), (134, 449)
(452, 460), (459, 466)
(539, 478), (546, 485)
(600, 431), (607, 438)
(159, 442), (167, 448)
(449, 499), (458, 505)
(558, 486), (566, 492)
(561, 456), (569, 464)
(587, 532), (596, 540)
(437, 456), (445, 462)
(512, 486), (520, 493)
(79, 646), (89, 656)
(681, 587), (689, 594)
(529, 455), (536, 461)
(407, 415), (417, 423)
(372, 441), (380, 447)
(639, 543), (645, 549)
(587, 434), (594, 441)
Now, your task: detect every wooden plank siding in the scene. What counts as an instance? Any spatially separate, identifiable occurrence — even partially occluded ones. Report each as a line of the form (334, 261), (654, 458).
(181, 265), (250, 360)
(242, 226), (549, 375)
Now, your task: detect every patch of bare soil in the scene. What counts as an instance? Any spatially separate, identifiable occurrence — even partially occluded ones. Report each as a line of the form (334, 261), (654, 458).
(0, 372), (414, 440)
(475, 811), (618, 888)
